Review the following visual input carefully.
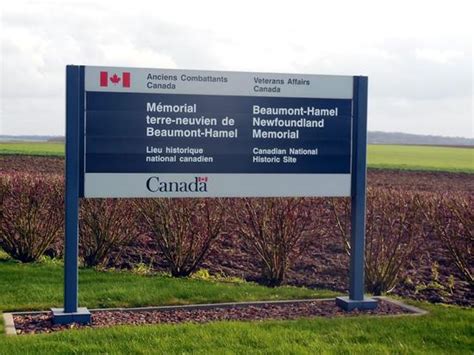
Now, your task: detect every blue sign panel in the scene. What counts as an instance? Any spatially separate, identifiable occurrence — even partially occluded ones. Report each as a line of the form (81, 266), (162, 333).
(81, 66), (354, 197)
(85, 92), (351, 174)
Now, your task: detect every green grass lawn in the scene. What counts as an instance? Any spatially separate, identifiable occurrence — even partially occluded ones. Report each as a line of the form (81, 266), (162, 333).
(0, 260), (473, 353)
(368, 144), (473, 173)
(0, 260), (334, 311)
(1, 142), (472, 173)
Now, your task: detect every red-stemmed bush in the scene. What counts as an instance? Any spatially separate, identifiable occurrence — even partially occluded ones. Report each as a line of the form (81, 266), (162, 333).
(421, 193), (473, 284)
(229, 198), (314, 287)
(0, 173), (64, 262)
(79, 199), (138, 268)
(331, 188), (427, 295)
(135, 198), (226, 277)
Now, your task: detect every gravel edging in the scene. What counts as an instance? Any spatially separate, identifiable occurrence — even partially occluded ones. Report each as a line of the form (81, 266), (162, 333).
(3, 313), (16, 336)
(7, 297), (428, 335)
(373, 296), (428, 316)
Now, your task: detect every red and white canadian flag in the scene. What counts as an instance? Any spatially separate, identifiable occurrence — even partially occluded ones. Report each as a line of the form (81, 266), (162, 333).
(100, 71), (131, 87)
(197, 176), (208, 182)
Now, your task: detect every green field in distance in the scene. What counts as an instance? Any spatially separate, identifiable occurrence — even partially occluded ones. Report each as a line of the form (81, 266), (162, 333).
(367, 144), (473, 173)
(0, 142), (472, 173)
(0, 142), (65, 156)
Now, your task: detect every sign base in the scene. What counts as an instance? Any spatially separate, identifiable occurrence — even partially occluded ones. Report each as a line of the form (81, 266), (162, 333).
(51, 307), (91, 325)
(335, 296), (378, 311)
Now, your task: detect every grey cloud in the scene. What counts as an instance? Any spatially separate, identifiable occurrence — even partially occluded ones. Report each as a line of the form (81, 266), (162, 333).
(300, 37), (472, 101)
(1, 2), (472, 137)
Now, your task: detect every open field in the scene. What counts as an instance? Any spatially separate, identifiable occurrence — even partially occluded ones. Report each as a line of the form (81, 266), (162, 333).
(0, 142), (64, 156)
(1, 142), (472, 172)
(0, 260), (473, 354)
(368, 144), (473, 173)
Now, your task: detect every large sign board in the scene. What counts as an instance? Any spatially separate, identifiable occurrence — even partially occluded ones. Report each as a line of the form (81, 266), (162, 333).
(53, 66), (373, 325)
(81, 67), (353, 198)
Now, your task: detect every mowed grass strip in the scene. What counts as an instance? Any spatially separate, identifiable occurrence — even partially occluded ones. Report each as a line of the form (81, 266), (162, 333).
(1, 301), (472, 354)
(0, 260), (335, 312)
(368, 144), (473, 173)
(0, 142), (64, 156)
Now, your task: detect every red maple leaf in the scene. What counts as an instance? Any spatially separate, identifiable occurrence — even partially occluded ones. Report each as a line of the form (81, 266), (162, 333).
(110, 73), (121, 84)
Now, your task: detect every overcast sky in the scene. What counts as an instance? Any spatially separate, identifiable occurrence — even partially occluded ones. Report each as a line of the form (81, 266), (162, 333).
(1, 0), (472, 137)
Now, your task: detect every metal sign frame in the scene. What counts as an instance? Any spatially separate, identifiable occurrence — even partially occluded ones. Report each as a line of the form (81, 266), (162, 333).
(52, 65), (376, 325)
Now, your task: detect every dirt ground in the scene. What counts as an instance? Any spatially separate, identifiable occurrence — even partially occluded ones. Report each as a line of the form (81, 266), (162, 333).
(2, 155), (473, 193)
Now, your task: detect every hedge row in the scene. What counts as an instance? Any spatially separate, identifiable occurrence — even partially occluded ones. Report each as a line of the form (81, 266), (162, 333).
(1, 172), (472, 292)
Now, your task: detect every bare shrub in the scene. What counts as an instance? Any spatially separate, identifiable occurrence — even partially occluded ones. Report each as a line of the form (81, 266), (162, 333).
(331, 188), (426, 295)
(135, 198), (226, 277)
(0, 173), (64, 262)
(79, 199), (137, 268)
(229, 198), (314, 287)
(421, 193), (473, 284)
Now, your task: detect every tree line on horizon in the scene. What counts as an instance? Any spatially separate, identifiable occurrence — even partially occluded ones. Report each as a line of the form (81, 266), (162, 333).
(1, 132), (473, 146)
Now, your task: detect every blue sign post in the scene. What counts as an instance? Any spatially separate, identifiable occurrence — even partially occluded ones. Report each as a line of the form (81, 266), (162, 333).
(52, 66), (376, 324)
(335, 76), (377, 311)
(52, 66), (91, 324)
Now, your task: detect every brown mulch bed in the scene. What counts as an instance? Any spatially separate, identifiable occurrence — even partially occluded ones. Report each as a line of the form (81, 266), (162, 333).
(13, 299), (412, 335)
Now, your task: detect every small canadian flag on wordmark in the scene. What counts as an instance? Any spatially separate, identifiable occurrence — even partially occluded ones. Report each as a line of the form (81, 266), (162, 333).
(100, 71), (131, 87)
(197, 176), (208, 182)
